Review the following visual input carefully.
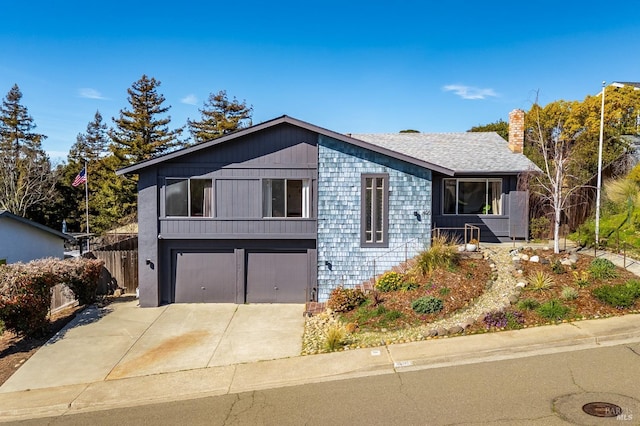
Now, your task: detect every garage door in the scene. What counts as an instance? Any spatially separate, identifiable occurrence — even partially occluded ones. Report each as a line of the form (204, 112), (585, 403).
(246, 251), (308, 303)
(173, 250), (236, 303)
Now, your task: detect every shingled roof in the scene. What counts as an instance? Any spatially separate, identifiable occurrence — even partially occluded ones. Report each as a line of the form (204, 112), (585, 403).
(350, 132), (538, 175)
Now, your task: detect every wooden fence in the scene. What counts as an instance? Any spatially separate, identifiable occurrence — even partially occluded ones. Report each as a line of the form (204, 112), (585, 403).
(90, 249), (139, 295)
(50, 283), (77, 313)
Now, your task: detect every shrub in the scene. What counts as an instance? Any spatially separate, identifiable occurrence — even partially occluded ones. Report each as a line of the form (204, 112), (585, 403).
(483, 310), (507, 329)
(327, 286), (367, 313)
(400, 281), (419, 291)
(526, 271), (555, 291)
(416, 234), (460, 276)
(0, 260), (59, 336)
(483, 310), (524, 329)
(517, 298), (540, 310)
(560, 286), (579, 300)
(588, 258), (618, 280)
(375, 271), (405, 292)
(537, 299), (570, 320)
(324, 325), (347, 352)
(411, 296), (443, 314)
(530, 216), (550, 240)
(63, 258), (104, 305)
(592, 281), (640, 309)
(551, 260), (565, 274)
(572, 270), (590, 287)
(506, 311), (525, 329)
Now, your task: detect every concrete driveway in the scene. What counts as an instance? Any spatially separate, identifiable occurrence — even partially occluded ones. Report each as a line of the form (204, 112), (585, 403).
(0, 299), (305, 393)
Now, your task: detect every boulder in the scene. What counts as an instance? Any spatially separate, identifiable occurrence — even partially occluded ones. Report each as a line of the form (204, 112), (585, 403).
(529, 255), (540, 263)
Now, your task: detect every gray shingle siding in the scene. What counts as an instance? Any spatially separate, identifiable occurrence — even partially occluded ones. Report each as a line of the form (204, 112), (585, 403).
(317, 135), (432, 302)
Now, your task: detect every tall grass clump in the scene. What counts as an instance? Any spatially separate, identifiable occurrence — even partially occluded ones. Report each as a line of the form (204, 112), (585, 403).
(416, 234), (460, 276)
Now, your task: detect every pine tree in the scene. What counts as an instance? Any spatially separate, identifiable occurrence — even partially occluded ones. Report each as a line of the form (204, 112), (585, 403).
(187, 90), (253, 144)
(0, 84), (56, 218)
(109, 75), (183, 165)
(69, 110), (109, 163)
(103, 75), (183, 229)
(52, 111), (111, 233)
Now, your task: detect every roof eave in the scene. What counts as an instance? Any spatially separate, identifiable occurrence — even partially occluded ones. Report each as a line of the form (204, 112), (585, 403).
(116, 115), (458, 176)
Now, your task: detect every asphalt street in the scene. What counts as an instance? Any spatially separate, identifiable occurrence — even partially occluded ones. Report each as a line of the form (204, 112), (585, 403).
(12, 341), (640, 426)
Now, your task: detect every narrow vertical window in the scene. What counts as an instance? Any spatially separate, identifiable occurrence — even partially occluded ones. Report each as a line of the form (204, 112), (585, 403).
(361, 174), (388, 247)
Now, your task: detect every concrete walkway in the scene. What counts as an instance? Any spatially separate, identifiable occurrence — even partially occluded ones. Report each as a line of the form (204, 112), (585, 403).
(1, 246), (639, 421)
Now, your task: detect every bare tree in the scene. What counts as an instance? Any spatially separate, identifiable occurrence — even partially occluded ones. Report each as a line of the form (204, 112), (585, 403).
(526, 101), (589, 253)
(0, 85), (56, 217)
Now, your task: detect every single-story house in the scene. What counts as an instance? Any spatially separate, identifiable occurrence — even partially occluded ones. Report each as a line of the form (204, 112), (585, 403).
(117, 110), (538, 307)
(0, 210), (72, 264)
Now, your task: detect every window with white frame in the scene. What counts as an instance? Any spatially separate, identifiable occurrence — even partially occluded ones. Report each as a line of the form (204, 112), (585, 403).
(262, 179), (310, 218)
(443, 178), (502, 215)
(165, 178), (213, 217)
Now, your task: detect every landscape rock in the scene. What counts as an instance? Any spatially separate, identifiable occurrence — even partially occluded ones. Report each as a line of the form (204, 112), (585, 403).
(448, 326), (464, 335)
(436, 327), (448, 336)
(529, 255), (540, 263)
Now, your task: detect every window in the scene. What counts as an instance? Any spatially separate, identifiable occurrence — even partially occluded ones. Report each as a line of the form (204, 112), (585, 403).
(361, 174), (388, 247)
(443, 178), (502, 215)
(165, 178), (213, 217)
(262, 179), (310, 218)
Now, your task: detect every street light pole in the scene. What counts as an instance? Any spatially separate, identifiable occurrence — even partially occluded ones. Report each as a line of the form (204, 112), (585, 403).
(595, 81), (606, 248)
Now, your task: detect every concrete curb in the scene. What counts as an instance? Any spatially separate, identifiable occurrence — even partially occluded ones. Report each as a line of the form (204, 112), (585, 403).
(1, 313), (639, 422)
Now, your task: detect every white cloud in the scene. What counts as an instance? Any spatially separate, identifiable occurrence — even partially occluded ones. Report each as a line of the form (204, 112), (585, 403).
(181, 94), (198, 105)
(442, 84), (498, 100)
(78, 88), (107, 100)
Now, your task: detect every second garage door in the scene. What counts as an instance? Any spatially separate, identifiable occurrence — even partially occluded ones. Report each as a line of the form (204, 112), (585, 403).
(246, 251), (309, 303)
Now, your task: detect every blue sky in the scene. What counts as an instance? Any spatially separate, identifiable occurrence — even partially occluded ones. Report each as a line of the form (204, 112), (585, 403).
(2, 0), (639, 162)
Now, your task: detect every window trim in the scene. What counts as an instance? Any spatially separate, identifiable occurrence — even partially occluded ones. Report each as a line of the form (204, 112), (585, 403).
(442, 178), (503, 216)
(360, 173), (389, 248)
(262, 178), (311, 219)
(164, 177), (213, 218)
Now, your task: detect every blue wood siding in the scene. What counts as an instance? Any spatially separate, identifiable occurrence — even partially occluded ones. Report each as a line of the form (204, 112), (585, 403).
(316, 135), (432, 302)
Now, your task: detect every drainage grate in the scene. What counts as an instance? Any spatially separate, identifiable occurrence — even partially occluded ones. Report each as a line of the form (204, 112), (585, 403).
(582, 402), (622, 418)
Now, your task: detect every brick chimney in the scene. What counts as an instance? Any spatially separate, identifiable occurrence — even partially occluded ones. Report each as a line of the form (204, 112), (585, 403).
(508, 109), (525, 153)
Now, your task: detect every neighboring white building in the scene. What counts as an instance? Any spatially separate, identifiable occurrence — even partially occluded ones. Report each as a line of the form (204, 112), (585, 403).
(0, 210), (72, 264)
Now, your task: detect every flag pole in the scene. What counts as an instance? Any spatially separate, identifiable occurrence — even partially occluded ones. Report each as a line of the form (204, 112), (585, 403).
(84, 161), (90, 252)
(595, 81), (605, 248)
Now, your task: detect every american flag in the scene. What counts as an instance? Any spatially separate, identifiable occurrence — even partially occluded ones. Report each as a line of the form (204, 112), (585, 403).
(72, 167), (87, 187)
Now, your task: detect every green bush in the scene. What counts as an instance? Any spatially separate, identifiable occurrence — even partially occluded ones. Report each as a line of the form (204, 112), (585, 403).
(536, 299), (570, 320)
(588, 258), (618, 280)
(517, 298), (540, 310)
(327, 287), (367, 313)
(530, 216), (550, 240)
(551, 260), (565, 274)
(375, 271), (405, 292)
(526, 271), (555, 291)
(572, 270), (590, 287)
(592, 280), (640, 308)
(411, 296), (444, 314)
(560, 286), (579, 300)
